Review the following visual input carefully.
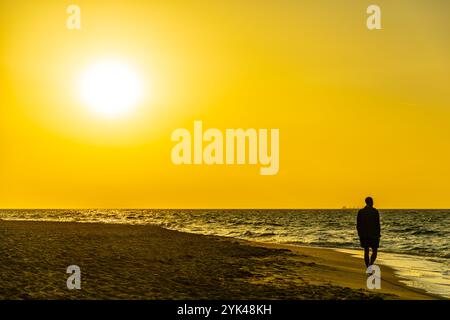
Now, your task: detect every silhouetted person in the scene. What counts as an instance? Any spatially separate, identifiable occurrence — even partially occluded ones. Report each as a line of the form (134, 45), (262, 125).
(357, 197), (380, 268)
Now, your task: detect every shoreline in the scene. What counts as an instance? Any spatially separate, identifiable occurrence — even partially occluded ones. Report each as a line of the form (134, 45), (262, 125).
(242, 241), (442, 300)
(0, 220), (444, 300)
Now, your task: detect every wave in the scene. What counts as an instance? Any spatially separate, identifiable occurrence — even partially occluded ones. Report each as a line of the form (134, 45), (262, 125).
(241, 230), (276, 237)
(285, 241), (357, 248)
(1, 209), (448, 260)
(411, 229), (441, 236)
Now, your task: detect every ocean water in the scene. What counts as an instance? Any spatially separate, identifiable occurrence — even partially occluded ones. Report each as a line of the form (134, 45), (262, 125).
(1, 209), (449, 298)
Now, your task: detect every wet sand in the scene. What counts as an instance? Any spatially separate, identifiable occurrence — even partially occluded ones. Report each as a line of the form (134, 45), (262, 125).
(0, 220), (439, 300)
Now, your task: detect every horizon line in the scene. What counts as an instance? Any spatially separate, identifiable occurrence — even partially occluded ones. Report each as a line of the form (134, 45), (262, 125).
(0, 207), (449, 210)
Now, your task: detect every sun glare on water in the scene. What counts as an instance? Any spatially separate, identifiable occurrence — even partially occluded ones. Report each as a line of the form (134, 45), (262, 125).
(80, 60), (143, 118)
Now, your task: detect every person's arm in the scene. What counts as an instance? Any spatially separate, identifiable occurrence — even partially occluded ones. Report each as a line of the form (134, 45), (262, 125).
(376, 210), (381, 238)
(356, 211), (362, 237)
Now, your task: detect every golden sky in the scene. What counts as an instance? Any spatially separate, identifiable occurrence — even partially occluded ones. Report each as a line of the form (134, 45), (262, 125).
(1, 0), (449, 208)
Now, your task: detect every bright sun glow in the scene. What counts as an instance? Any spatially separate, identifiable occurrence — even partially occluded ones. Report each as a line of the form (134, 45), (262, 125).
(80, 60), (143, 118)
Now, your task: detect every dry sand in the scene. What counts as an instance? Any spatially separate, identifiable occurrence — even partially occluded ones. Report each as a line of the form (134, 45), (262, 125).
(0, 220), (439, 300)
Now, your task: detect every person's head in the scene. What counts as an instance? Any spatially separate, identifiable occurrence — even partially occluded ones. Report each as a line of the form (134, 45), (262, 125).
(365, 197), (374, 207)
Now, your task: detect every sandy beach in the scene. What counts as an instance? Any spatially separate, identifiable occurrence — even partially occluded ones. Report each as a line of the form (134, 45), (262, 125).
(0, 220), (439, 300)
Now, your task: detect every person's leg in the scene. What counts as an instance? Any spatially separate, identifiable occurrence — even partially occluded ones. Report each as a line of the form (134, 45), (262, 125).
(364, 247), (370, 268)
(370, 247), (378, 265)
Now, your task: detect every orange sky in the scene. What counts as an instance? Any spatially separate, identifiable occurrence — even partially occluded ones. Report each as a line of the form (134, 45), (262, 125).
(1, 0), (449, 208)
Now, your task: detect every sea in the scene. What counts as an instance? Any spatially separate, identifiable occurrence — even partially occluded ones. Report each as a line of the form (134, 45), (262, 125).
(1, 209), (449, 298)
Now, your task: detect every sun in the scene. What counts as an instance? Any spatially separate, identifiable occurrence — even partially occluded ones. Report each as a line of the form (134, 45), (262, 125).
(80, 60), (143, 118)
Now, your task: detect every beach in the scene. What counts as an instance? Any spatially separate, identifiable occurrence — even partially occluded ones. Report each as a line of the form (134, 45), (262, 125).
(0, 220), (439, 300)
